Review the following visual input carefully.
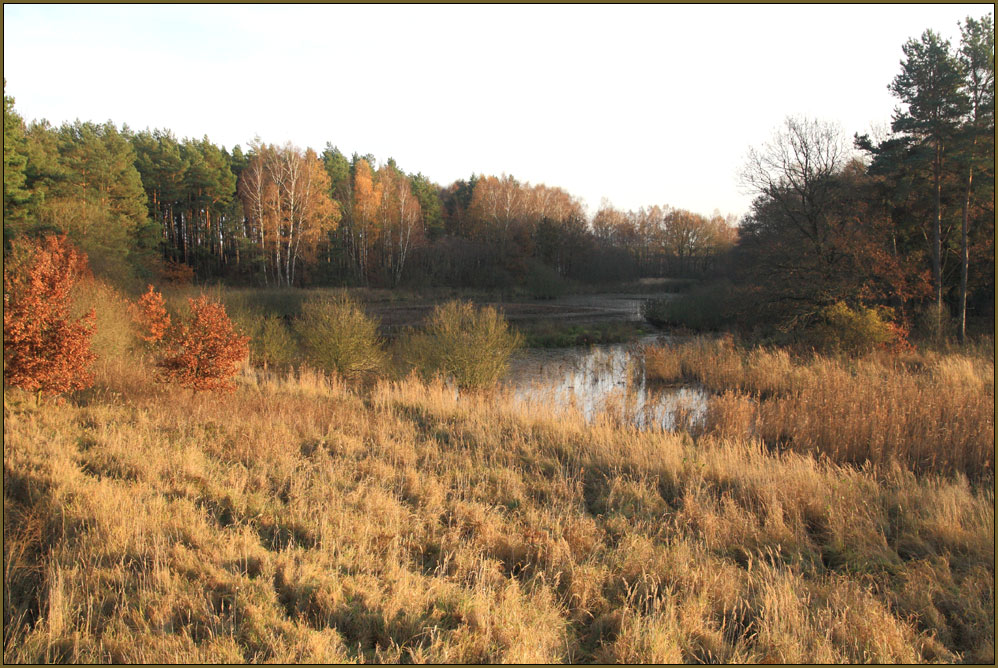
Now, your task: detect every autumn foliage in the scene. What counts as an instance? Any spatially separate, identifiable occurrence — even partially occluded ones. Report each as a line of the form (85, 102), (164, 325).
(2, 235), (96, 397)
(156, 295), (249, 392)
(161, 260), (195, 285)
(130, 284), (171, 343)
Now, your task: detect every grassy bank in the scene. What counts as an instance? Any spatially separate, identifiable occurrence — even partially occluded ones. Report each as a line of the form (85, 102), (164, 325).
(4, 351), (994, 663)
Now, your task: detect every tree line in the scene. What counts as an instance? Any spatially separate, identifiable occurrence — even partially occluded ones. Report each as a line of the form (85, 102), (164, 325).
(2, 12), (993, 341)
(732, 13), (993, 342)
(3, 94), (736, 292)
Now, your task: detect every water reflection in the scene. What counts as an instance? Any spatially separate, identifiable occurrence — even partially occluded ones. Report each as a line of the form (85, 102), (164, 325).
(506, 335), (707, 431)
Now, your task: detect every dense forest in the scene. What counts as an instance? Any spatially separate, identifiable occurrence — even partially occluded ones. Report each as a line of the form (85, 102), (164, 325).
(3, 13), (994, 340)
(1, 100), (738, 291)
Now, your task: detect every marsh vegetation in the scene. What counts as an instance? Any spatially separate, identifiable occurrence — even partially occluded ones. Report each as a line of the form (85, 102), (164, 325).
(3, 277), (994, 663)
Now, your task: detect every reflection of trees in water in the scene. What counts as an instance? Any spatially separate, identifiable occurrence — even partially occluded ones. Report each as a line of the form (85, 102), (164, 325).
(508, 337), (706, 431)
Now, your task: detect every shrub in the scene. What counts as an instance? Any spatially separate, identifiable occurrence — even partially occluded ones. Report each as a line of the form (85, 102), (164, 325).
(808, 302), (897, 354)
(130, 284), (171, 344)
(227, 307), (297, 370)
(156, 295), (249, 392)
(641, 280), (740, 331)
(3, 235), (96, 399)
(250, 314), (298, 369)
(403, 300), (522, 388)
(294, 296), (384, 379)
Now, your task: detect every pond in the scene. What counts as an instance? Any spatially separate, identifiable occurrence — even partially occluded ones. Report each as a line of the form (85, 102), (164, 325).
(505, 334), (707, 431)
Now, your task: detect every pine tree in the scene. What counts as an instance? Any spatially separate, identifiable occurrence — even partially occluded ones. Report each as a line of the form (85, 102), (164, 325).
(889, 30), (970, 335)
(956, 14), (995, 342)
(3, 81), (31, 235)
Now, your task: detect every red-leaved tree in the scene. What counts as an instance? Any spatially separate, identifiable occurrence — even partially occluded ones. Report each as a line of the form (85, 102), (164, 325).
(131, 284), (171, 343)
(156, 295), (249, 392)
(3, 235), (96, 399)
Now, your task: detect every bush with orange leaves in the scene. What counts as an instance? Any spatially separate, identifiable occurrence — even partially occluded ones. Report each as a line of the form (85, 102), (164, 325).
(161, 259), (195, 285)
(156, 295), (249, 392)
(131, 284), (171, 344)
(3, 235), (96, 399)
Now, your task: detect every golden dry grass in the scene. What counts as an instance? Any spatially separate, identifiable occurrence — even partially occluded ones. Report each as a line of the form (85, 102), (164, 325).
(645, 337), (995, 478)
(3, 346), (994, 663)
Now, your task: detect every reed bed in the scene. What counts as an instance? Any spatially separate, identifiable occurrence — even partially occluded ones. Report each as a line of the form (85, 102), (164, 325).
(644, 338), (995, 478)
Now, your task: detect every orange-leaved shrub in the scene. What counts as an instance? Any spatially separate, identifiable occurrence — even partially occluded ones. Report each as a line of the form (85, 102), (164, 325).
(156, 295), (249, 392)
(161, 259), (195, 285)
(2, 234), (96, 398)
(131, 284), (171, 343)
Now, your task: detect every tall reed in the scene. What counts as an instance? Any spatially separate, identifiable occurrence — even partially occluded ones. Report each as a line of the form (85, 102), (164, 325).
(645, 338), (994, 478)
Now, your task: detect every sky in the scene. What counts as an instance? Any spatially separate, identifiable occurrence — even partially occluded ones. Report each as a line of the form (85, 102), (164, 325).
(3, 4), (991, 219)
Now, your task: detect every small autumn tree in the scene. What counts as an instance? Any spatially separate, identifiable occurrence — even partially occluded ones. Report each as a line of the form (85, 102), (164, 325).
(156, 295), (249, 393)
(3, 234), (96, 400)
(130, 284), (170, 344)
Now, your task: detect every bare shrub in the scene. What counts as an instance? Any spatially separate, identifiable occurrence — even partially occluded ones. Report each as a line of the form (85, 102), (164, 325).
(401, 300), (522, 389)
(294, 295), (384, 379)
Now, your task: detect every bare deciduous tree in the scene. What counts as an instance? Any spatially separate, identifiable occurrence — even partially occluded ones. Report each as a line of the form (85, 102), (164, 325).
(740, 116), (850, 254)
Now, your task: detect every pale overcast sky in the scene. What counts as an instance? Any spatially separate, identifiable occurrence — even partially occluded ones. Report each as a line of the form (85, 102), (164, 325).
(3, 4), (991, 218)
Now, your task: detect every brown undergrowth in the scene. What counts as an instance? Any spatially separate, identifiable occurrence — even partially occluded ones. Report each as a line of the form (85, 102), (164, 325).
(3, 351), (994, 663)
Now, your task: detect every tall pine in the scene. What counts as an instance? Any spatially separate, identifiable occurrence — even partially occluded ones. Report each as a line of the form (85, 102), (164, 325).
(889, 30), (969, 336)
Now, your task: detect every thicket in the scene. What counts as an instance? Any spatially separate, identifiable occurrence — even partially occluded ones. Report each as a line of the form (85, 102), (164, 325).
(806, 302), (903, 354)
(401, 300), (523, 388)
(520, 320), (648, 348)
(294, 296), (385, 380)
(642, 281), (742, 333)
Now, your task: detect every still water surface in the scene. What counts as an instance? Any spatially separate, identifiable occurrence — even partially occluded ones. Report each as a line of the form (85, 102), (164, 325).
(505, 335), (707, 431)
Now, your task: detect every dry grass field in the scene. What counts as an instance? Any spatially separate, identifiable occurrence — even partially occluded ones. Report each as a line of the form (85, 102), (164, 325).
(4, 339), (994, 663)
